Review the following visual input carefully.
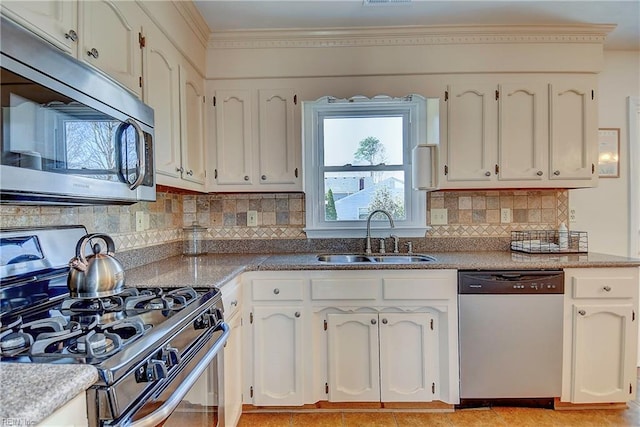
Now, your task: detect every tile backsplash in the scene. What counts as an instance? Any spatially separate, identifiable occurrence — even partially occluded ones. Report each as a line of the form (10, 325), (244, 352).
(0, 189), (568, 251)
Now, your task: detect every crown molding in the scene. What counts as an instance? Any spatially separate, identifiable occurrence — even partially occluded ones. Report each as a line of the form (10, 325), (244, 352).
(207, 24), (616, 49)
(172, 0), (211, 47)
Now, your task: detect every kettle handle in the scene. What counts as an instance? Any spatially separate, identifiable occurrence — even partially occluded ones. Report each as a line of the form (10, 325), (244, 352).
(76, 233), (117, 264)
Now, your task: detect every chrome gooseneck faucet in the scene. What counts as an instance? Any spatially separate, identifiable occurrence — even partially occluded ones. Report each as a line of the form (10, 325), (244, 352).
(365, 209), (395, 254)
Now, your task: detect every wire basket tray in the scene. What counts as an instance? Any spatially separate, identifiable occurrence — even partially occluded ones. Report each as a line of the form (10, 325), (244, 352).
(510, 230), (588, 254)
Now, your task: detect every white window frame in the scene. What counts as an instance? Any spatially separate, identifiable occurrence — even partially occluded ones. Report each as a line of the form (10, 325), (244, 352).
(302, 94), (430, 238)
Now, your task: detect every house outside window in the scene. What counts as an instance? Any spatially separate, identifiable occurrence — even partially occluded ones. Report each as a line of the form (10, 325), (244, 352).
(303, 94), (436, 238)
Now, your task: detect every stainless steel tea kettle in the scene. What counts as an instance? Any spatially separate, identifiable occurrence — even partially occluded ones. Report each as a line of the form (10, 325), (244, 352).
(68, 233), (125, 299)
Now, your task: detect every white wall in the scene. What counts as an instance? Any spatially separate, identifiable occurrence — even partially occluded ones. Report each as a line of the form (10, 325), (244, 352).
(570, 50), (640, 257)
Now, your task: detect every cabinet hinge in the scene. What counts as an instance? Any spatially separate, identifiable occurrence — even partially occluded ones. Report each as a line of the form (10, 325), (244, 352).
(495, 90), (499, 100)
(633, 310), (636, 322)
(324, 319), (327, 331)
(495, 164), (500, 175)
(250, 312), (253, 324)
(295, 167), (299, 178)
(430, 319), (434, 330)
(444, 165), (448, 176)
(139, 76), (143, 88)
(294, 94), (298, 105)
(325, 383), (329, 394)
(432, 382), (436, 394)
(213, 96), (216, 107)
(138, 32), (146, 48)
(592, 163), (595, 174)
(250, 386), (254, 398)
(444, 90), (448, 101)
(214, 169), (218, 179)
(203, 96), (205, 103)
(592, 90), (595, 100)
(631, 383), (633, 394)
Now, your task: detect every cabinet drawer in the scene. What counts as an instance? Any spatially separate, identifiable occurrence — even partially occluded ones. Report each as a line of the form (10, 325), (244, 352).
(222, 281), (242, 318)
(572, 275), (637, 299)
(382, 277), (453, 300)
(311, 278), (379, 300)
(252, 279), (304, 301)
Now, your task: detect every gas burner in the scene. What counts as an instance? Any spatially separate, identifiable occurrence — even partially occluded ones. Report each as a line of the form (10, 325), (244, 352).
(0, 330), (33, 354)
(61, 295), (125, 313)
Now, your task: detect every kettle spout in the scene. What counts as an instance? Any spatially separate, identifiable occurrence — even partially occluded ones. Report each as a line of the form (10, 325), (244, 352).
(69, 257), (88, 272)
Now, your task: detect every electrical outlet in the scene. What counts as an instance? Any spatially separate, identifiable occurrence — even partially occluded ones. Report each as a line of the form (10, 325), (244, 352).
(430, 208), (448, 225)
(569, 208), (577, 223)
(247, 210), (258, 227)
(501, 208), (512, 223)
(135, 211), (144, 232)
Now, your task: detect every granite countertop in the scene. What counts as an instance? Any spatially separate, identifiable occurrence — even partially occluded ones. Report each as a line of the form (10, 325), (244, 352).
(3, 250), (638, 423)
(0, 363), (98, 425)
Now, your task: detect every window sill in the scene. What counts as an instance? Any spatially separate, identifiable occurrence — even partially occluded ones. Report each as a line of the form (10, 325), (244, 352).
(304, 226), (430, 239)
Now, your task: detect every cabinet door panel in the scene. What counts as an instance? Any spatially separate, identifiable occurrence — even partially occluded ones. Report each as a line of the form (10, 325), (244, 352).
(1, 0), (77, 53)
(253, 306), (304, 405)
(445, 84), (497, 182)
(498, 83), (546, 181)
(327, 313), (380, 402)
(79, 0), (142, 96)
(180, 62), (206, 186)
(549, 84), (595, 180)
(572, 304), (635, 403)
(258, 89), (298, 185)
(379, 313), (437, 402)
(214, 90), (253, 185)
(144, 25), (181, 181)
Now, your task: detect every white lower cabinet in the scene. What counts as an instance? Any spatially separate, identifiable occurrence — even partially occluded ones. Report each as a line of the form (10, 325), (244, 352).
(222, 278), (243, 427)
(251, 305), (305, 405)
(562, 267), (640, 403)
(327, 312), (438, 403)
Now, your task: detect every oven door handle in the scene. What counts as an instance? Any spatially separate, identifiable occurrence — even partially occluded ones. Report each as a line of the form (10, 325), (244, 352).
(128, 322), (230, 427)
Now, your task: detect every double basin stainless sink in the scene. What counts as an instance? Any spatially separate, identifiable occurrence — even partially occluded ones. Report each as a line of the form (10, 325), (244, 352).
(316, 254), (436, 264)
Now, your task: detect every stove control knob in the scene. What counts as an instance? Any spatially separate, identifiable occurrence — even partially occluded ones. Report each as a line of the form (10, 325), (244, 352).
(163, 347), (181, 368)
(135, 359), (167, 383)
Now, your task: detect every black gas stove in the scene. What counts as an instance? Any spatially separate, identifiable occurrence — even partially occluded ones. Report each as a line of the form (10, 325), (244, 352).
(0, 226), (228, 426)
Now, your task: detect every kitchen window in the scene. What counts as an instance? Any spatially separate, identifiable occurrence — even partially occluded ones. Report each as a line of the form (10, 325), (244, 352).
(303, 94), (435, 238)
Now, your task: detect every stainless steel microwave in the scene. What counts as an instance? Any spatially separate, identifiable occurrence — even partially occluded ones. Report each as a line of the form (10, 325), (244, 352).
(0, 16), (155, 205)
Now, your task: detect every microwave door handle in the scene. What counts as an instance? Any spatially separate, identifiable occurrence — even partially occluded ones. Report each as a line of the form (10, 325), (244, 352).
(128, 322), (230, 427)
(125, 118), (146, 190)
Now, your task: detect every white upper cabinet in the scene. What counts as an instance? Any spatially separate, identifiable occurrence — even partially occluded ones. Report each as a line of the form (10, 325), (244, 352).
(440, 77), (597, 189)
(78, 0), (143, 97)
(209, 86), (301, 192)
(179, 61), (207, 187)
(213, 90), (254, 186)
(549, 84), (597, 181)
(143, 23), (182, 182)
(2, 0), (144, 97)
(1, 0), (78, 54)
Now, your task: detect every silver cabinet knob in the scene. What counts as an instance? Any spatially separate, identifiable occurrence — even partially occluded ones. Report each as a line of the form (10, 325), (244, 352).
(273, 288), (280, 295)
(578, 310), (586, 316)
(381, 318), (388, 324)
(554, 170), (560, 176)
(186, 169), (193, 176)
(244, 175), (249, 181)
(603, 286), (612, 292)
(176, 166), (184, 173)
(485, 171), (491, 176)
(537, 171), (543, 176)
(371, 319), (377, 325)
(230, 300), (238, 307)
(294, 312), (301, 318)
(87, 48), (99, 59)
(65, 29), (78, 42)
(261, 175), (267, 180)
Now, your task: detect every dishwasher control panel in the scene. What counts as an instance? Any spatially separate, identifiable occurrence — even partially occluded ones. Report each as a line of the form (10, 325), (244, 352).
(458, 270), (564, 294)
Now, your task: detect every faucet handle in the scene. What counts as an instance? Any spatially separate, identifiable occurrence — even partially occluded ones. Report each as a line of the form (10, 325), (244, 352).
(391, 235), (399, 253)
(379, 238), (386, 254)
(405, 241), (413, 254)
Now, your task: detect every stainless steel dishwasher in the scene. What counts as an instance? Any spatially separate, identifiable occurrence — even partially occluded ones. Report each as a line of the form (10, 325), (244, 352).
(458, 270), (564, 408)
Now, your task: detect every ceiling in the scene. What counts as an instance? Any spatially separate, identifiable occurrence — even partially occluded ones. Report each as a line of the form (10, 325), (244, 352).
(193, 0), (640, 50)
